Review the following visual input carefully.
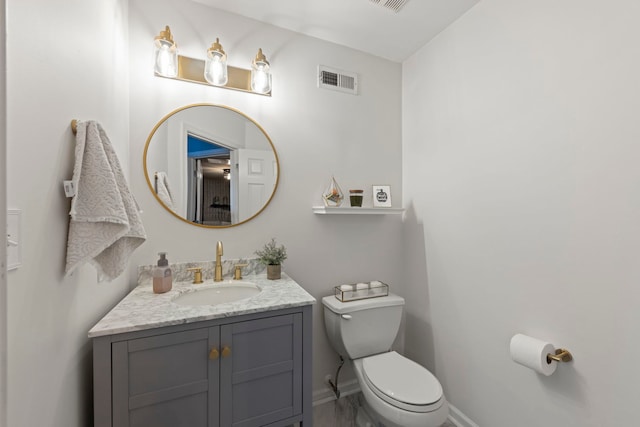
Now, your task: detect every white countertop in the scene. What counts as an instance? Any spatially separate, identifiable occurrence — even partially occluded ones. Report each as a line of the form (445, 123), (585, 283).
(88, 273), (316, 338)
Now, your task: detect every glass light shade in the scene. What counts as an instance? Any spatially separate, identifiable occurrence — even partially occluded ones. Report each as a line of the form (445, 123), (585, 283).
(204, 38), (228, 86)
(251, 48), (272, 94)
(153, 26), (178, 78)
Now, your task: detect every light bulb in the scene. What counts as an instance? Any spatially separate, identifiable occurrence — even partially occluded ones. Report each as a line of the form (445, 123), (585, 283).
(153, 26), (178, 78)
(251, 48), (272, 94)
(204, 38), (228, 86)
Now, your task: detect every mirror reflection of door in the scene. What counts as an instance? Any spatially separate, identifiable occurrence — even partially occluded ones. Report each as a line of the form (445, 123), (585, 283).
(186, 134), (235, 225)
(237, 148), (278, 222)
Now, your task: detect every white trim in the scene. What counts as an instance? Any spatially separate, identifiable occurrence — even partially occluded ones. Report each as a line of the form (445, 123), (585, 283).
(313, 382), (480, 427)
(0, 0), (7, 424)
(312, 206), (404, 215)
(447, 403), (480, 427)
(312, 379), (360, 406)
(183, 121), (240, 151)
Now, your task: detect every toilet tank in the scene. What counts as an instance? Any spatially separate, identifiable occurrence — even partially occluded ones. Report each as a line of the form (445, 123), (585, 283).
(322, 293), (404, 359)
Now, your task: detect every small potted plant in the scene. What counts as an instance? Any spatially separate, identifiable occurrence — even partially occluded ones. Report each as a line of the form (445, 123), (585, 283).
(255, 238), (287, 280)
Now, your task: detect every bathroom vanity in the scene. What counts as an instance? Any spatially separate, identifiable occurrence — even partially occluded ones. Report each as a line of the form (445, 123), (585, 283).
(89, 273), (315, 427)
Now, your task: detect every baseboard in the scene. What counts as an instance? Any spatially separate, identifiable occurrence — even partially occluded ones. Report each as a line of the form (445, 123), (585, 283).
(314, 383), (479, 427)
(312, 379), (360, 406)
(447, 403), (479, 427)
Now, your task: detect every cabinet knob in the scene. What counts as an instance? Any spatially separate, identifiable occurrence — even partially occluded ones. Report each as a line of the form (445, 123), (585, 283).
(222, 346), (232, 358)
(209, 348), (219, 360)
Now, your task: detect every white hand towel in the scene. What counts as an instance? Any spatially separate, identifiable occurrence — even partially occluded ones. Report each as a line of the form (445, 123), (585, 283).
(155, 171), (174, 210)
(65, 121), (146, 282)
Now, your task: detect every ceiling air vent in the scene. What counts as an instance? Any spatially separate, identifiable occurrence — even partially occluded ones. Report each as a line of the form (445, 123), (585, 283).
(369, 0), (409, 13)
(318, 65), (358, 95)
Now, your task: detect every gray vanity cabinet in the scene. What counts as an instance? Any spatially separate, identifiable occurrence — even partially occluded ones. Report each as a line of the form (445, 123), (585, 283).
(93, 306), (312, 427)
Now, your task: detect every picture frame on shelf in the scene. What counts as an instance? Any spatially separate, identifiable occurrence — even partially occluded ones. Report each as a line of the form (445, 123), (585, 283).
(372, 185), (392, 207)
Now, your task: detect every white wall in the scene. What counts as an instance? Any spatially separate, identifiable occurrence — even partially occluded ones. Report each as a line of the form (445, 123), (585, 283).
(5, 1), (131, 425)
(128, 0), (403, 399)
(3, 1), (401, 424)
(402, 0), (640, 425)
(0, 1), (7, 425)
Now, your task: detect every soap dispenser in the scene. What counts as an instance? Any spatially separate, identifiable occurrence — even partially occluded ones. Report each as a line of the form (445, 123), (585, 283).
(153, 252), (172, 294)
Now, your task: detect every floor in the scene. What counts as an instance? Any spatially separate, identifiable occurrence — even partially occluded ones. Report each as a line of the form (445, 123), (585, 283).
(312, 393), (456, 427)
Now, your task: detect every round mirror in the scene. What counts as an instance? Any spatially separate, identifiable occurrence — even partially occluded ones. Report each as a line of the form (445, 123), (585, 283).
(143, 104), (279, 227)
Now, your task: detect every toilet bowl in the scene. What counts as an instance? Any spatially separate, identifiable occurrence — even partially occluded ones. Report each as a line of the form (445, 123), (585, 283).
(353, 352), (448, 427)
(322, 294), (449, 427)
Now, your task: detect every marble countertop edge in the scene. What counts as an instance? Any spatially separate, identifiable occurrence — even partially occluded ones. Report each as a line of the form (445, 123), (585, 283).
(88, 273), (316, 338)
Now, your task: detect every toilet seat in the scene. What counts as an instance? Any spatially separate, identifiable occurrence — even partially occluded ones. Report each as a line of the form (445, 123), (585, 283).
(362, 351), (443, 413)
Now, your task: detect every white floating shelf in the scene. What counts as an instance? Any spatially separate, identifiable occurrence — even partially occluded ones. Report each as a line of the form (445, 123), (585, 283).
(312, 206), (404, 215)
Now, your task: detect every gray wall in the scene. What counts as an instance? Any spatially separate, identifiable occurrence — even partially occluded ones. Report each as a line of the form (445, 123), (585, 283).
(0, 0), (6, 425)
(402, 0), (640, 425)
(128, 0), (403, 401)
(6, 1), (132, 426)
(5, 0), (401, 424)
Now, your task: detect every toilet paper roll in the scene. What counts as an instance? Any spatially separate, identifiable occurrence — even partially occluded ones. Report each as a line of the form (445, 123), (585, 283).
(510, 334), (557, 376)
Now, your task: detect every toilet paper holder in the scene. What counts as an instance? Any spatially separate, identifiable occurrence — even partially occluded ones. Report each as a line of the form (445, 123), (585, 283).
(546, 348), (573, 364)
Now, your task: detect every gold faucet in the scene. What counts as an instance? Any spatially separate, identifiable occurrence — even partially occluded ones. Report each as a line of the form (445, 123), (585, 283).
(214, 241), (223, 282)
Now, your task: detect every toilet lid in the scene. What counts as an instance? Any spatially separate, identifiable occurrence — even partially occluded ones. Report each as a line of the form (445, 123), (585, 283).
(362, 352), (442, 408)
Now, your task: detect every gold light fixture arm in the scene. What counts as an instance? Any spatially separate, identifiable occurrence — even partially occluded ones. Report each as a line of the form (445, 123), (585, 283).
(254, 48), (269, 66)
(161, 55), (264, 95)
(155, 25), (175, 46)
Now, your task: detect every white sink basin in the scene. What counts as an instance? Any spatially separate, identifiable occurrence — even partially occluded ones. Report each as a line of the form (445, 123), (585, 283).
(173, 282), (262, 307)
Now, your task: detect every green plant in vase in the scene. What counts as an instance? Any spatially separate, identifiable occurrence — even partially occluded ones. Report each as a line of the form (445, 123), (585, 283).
(255, 238), (287, 280)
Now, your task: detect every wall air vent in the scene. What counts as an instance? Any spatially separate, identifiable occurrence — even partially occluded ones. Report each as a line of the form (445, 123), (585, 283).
(318, 65), (358, 95)
(369, 0), (409, 13)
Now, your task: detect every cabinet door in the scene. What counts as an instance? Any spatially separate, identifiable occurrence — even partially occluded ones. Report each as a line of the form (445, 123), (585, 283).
(220, 313), (302, 427)
(112, 328), (220, 427)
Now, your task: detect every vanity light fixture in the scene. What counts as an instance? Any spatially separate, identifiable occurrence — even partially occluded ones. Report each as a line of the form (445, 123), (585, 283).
(204, 38), (228, 86)
(152, 26), (272, 96)
(153, 26), (178, 78)
(223, 168), (231, 180)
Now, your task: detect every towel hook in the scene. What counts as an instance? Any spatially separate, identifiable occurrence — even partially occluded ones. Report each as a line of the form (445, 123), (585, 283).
(71, 119), (78, 135)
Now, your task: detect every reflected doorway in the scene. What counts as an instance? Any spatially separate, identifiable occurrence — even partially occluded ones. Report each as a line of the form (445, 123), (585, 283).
(186, 134), (236, 225)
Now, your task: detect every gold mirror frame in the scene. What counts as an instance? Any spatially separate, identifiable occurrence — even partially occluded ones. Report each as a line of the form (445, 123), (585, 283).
(143, 103), (280, 228)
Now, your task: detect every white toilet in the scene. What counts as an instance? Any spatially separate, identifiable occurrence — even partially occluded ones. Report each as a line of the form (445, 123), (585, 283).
(322, 293), (449, 427)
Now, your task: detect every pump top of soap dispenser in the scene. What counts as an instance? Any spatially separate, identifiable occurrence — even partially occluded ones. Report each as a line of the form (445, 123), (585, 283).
(157, 252), (169, 266)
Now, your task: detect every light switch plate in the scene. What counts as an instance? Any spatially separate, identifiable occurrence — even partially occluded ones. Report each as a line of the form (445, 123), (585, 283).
(7, 209), (21, 270)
